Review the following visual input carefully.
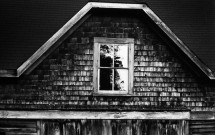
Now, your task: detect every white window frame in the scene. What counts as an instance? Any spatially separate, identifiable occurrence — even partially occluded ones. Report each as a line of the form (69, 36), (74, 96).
(93, 37), (134, 95)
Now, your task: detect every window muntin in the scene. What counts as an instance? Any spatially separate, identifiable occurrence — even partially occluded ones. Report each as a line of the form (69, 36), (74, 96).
(93, 37), (134, 95)
(99, 44), (129, 91)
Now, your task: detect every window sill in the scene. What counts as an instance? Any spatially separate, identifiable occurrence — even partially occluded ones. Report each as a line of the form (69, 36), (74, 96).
(92, 93), (134, 97)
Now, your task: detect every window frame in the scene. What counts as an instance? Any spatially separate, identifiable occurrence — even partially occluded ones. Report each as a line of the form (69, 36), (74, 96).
(93, 37), (134, 95)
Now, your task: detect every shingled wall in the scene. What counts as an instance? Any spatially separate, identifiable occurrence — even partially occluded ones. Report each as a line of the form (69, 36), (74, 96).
(0, 10), (214, 111)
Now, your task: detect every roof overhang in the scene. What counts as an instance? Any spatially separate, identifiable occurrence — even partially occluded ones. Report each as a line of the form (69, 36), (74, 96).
(0, 2), (214, 79)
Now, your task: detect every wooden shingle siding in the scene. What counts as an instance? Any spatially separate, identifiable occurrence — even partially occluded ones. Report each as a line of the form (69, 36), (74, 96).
(0, 11), (214, 111)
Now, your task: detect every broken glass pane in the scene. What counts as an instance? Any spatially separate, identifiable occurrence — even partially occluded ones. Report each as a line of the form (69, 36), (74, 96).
(114, 45), (128, 68)
(99, 69), (113, 90)
(100, 44), (113, 67)
(114, 69), (128, 91)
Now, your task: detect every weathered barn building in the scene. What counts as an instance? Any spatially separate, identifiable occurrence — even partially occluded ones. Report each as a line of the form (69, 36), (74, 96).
(0, 0), (215, 135)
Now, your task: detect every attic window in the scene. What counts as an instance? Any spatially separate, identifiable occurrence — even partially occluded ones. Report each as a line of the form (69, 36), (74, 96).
(93, 37), (134, 95)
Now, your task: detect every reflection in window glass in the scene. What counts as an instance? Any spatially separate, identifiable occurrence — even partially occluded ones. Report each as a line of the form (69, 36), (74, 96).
(99, 69), (113, 90)
(99, 44), (129, 91)
(114, 69), (128, 91)
(100, 44), (113, 67)
(114, 45), (128, 68)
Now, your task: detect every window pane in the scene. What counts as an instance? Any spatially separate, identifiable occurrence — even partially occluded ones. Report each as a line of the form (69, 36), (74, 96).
(99, 69), (113, 90)
(114, 69), (128, 91)
(100, 44), (113, 67)
(114, 45), (128, 68)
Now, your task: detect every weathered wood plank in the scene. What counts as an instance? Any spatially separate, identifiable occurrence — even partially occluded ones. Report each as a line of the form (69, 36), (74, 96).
(192, 133), (215, 135)
(0, 70), (17, 77)
(191, 111), (215, 120)
(190, 125), (215, 128)
(129, 41), (134, 95)
(0, 111), (190, 120)
(64, 120), (188, 135)
(36, 121), (41, 135)
(0, 120), (36, 127)
(0, 128), (36, 133)
(190, 120), (215, 135)
(4, 133), (37, 135)
(94, 37), (134, 44)
(91, 2), (144, 10)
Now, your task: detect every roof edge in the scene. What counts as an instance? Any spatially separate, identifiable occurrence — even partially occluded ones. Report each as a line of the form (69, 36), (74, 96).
(141, 5), (215, 80)
(0, 2), (214, 80)
(0, 69), (17, 77)
(16, 2), (93, 77)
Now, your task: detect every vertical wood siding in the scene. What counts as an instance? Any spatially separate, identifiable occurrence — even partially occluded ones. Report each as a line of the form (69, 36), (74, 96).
(42, 120), (188, 135)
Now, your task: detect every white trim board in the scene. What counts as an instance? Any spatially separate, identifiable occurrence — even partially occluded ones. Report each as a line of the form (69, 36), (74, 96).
(0, 111), (190, 120)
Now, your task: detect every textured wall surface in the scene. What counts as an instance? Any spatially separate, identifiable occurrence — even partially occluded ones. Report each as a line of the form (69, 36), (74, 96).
(0, 120), (37, 134)
(0, 11), (214, 111)
(42, 120), (188, 135)
(190, 120), (215, 135)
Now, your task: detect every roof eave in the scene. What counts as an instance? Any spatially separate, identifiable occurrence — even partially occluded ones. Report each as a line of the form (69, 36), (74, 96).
(0, 2), (214, 80)
(141, 5), (215, 80)
(0, 69), (18, 77)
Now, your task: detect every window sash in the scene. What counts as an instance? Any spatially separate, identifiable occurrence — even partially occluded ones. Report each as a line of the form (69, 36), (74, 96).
(93, 37), (134, 95)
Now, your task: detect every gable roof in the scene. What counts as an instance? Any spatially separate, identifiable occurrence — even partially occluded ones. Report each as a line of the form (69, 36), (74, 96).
(0, 0), (214, 79)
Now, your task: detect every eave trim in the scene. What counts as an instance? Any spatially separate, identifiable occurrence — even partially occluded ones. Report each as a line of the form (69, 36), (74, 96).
(0, 70), (17, 77)
(0, 2), (214, 79)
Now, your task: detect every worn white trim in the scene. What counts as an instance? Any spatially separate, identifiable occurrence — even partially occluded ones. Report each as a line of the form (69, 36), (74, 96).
(0, 70), (17, 77)
(0, 111), (190, 120)
(91, 2), (143, 9)
(1, 2), (214, 79)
